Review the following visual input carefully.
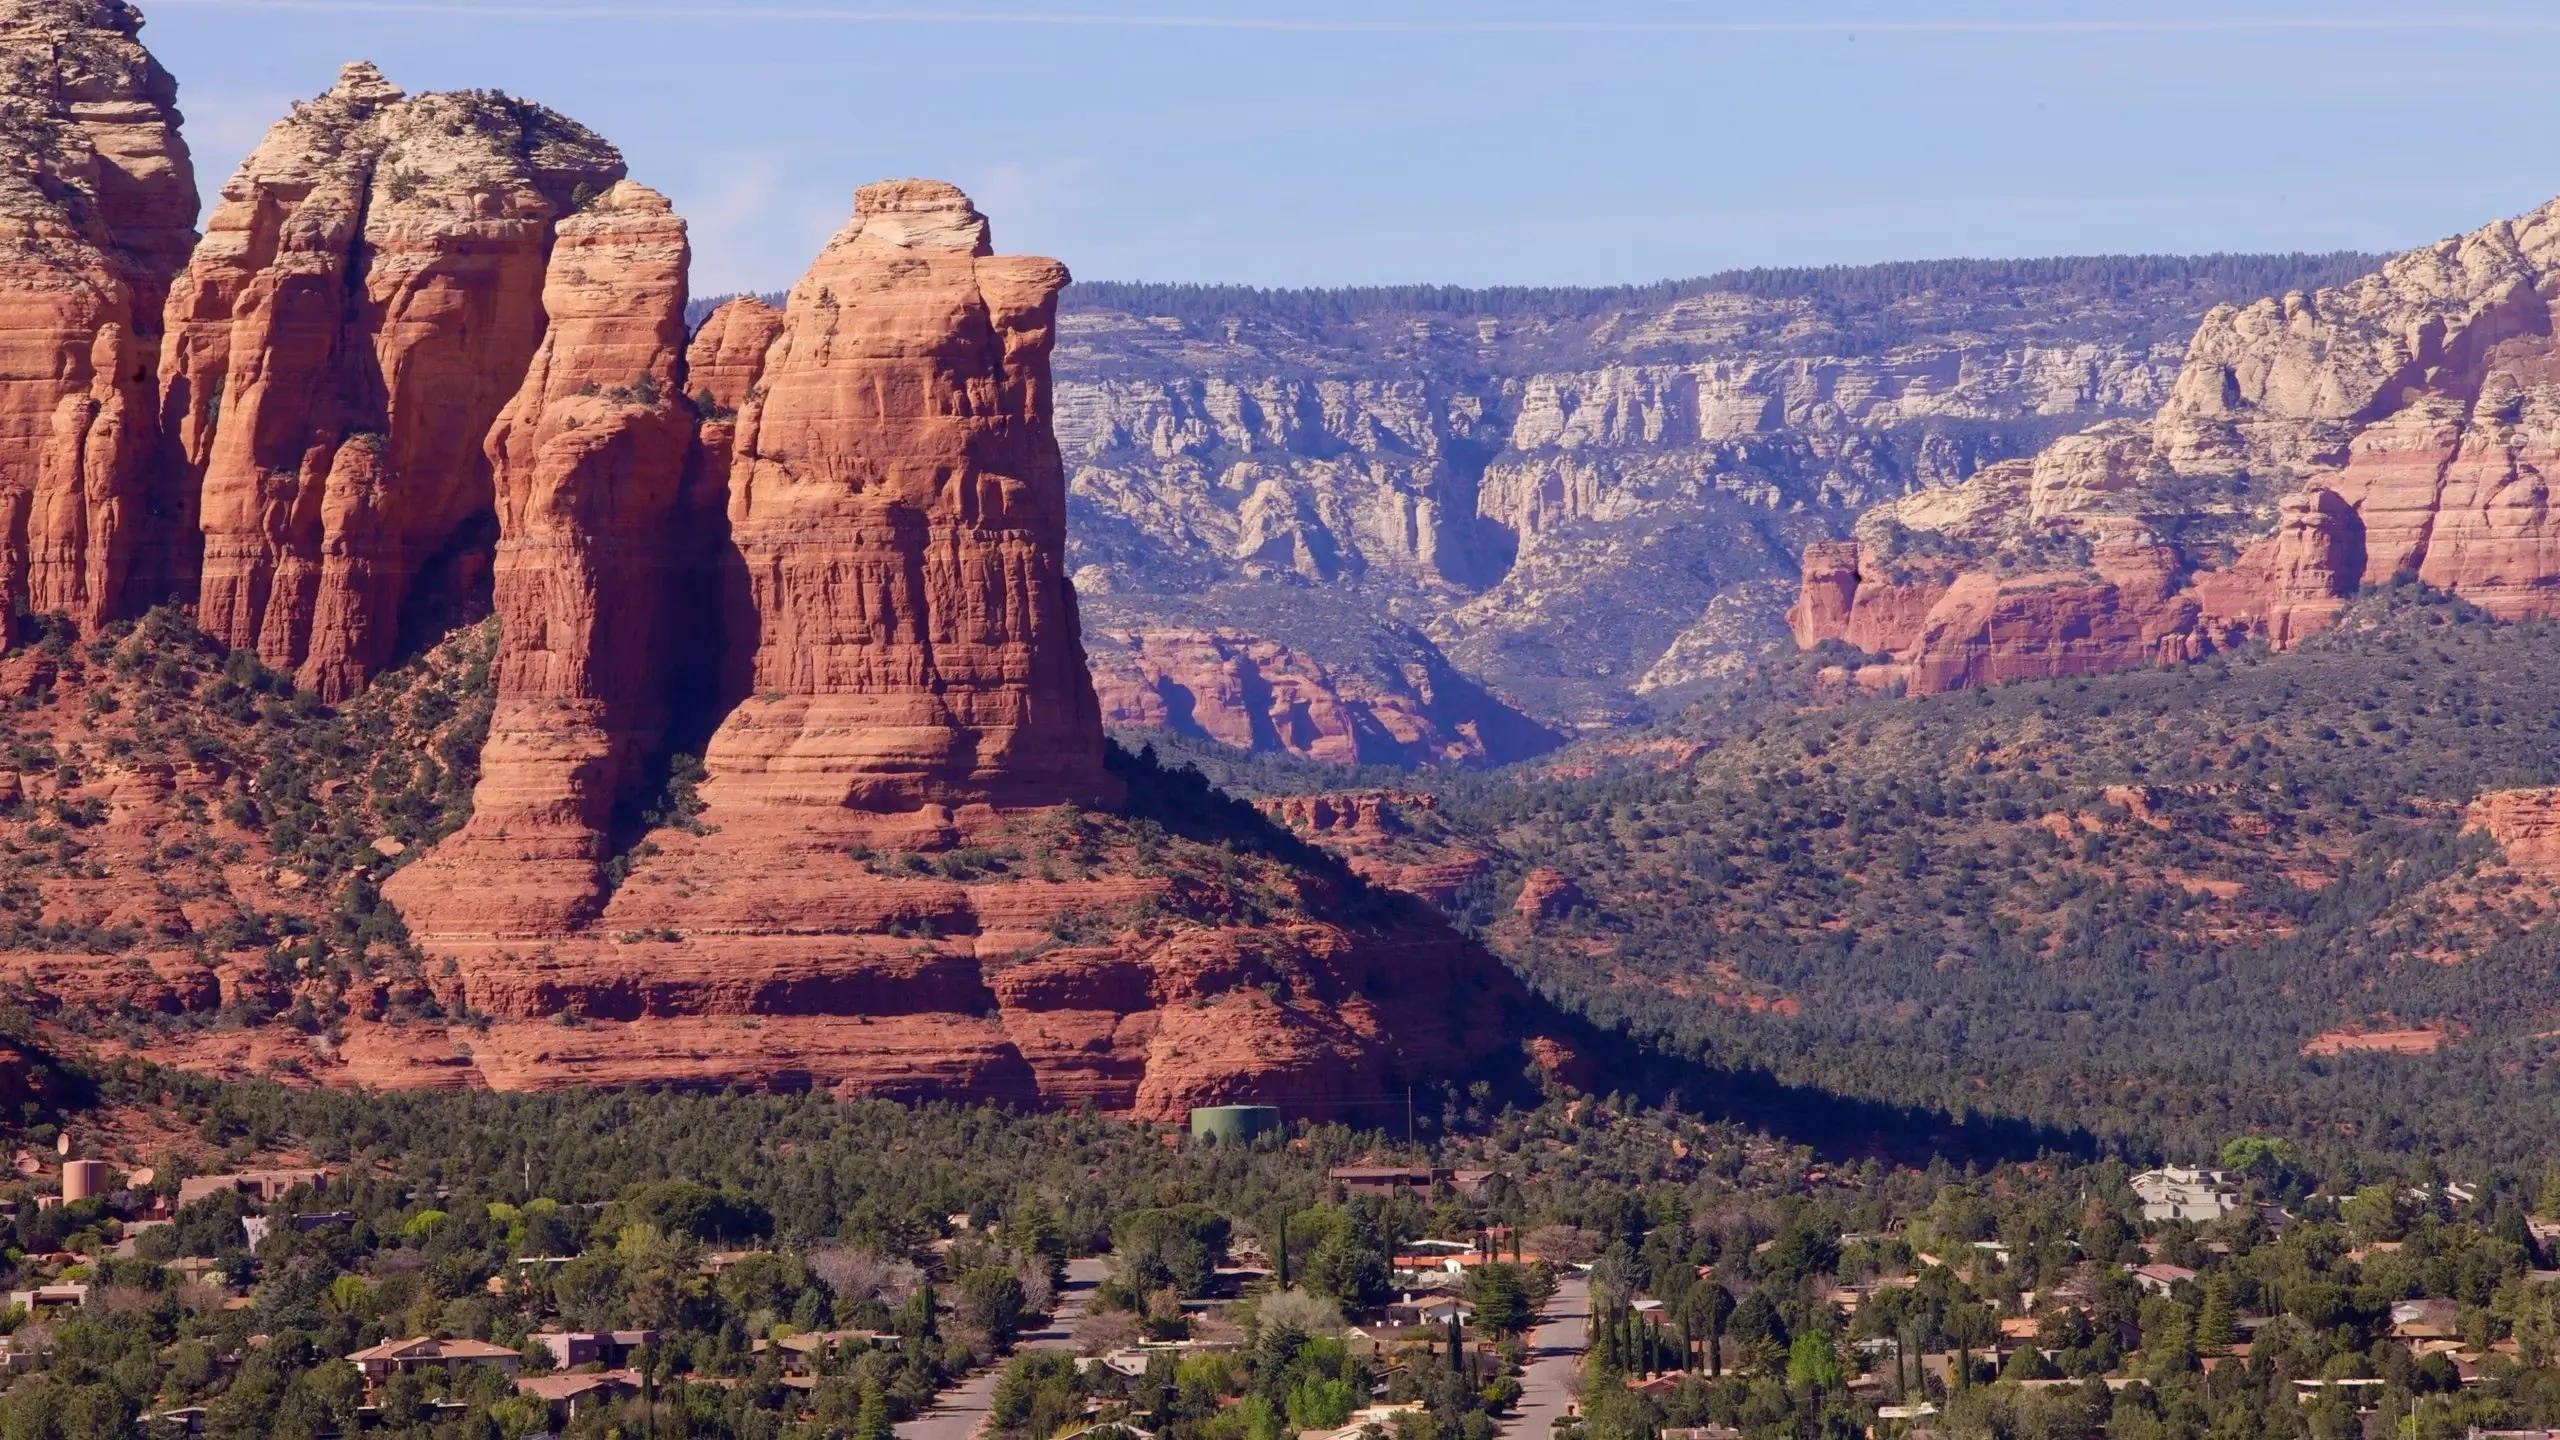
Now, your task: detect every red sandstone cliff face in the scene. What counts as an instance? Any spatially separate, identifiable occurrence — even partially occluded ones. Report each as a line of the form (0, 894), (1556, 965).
(0, 0), (195, 628)
(1792, 197), (2560, 692)
(160, 63), (626, 699)
(365, 182), (1523, 1117)
(380, 181), (693, 936)
(706, 179), (1112, 822)
(1087, 626), (1554, 767)
(0, 10), (1539, 1114)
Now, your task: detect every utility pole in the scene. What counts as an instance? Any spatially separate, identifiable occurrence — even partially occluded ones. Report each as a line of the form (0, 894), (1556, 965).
(1406, 1086), (1415, 1147)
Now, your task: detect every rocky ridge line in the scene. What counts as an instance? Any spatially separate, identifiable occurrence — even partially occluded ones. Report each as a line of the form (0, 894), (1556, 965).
(1791, 196), (2560, 693)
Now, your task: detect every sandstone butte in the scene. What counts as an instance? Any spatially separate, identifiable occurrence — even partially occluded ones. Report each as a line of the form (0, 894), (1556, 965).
(1789, 196), (2560, 694)
(0, 4), (1539, 1120)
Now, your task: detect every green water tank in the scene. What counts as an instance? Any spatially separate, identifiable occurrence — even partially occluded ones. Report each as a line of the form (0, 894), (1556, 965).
(1189, 1105), (1284, 1145)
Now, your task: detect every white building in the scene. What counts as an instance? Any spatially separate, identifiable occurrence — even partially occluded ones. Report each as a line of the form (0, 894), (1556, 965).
(2130, 1167), (2238, 1224)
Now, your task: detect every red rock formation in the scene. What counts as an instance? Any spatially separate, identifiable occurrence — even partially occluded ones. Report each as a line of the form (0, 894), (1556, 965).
(2465, 788), (2560, 880)
(1786, 542), (1862, 650)
(1514, 868), (1586, 921)
(701, 179), (1111, 823)
(667, 297), (781, 704)
(381, 181), (693, 936)
(162, 64), (625, 698)
(370, 182), (1524, 1117)
(1255, 792), (1494, 909)
(1087, 626), (1556, 767)
(0, 0), (195, 627)
(1793, 196), (2560, 692)
(679, 296), (780, 541)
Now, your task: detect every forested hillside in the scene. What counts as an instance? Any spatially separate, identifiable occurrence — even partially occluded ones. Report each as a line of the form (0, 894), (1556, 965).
(1257, 590), (2560, 1170)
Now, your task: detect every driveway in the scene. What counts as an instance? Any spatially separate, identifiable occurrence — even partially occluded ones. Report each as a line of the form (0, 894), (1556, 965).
(895, 1257), (1107, 1440)
(1500, 1272), (1588, 1440)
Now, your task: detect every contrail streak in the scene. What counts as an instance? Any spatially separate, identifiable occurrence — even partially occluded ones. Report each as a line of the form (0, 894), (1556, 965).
(132, 3), (2560, 36)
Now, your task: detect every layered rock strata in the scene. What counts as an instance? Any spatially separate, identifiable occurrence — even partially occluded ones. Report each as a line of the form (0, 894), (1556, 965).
(1086, 625), (1558, 767)
(0, 0), (195, 626)
(2466, 788), (2560, 881)
(1792, 198), (2560, 692)
(1059, 257), (2380, 734)
(380, 181), (693, 934)
(704, 179), (1112, 824)
(0, 10), (1538, 1114)
(160, 63), (626, 699)
(369, 182), (1520, 1116)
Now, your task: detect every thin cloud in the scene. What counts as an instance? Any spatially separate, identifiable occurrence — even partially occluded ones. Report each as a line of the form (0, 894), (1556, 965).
(133, 4), (2560, 36)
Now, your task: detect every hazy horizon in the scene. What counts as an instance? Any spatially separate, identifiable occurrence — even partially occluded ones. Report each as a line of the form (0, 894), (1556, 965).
(137, 0), (2560, 297)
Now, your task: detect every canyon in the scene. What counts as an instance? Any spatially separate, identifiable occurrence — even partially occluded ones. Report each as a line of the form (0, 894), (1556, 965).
(1053, 256), (2378, 751)
(1789, 198), (2560, 693)
(0, 1), (1539, 1118)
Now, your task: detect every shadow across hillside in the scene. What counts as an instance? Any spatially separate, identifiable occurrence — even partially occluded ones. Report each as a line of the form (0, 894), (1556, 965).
(1514, 994), (2103, 1168)
(1109, 740), (2097, 1167)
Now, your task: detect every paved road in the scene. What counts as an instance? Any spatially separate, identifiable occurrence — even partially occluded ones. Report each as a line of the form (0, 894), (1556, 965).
(1501, 1273), (1588, 1440)
(896, 1257), (1107, 1440)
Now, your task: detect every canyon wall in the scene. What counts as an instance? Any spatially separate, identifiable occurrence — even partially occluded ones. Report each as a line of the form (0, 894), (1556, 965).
(1791, 200), (2560, 693)
(0, 0), (195, 626)
(1058, 258), (2378, 742)
(1084, 622), (1559, 767)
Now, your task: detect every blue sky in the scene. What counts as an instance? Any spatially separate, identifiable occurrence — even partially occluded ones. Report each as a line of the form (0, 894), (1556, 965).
(138, 1), (2560, 296)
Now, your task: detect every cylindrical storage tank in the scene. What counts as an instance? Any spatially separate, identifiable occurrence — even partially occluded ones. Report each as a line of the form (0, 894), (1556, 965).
(60, 1160), (108, 1202)
(1189, 1105), (1283, 1146)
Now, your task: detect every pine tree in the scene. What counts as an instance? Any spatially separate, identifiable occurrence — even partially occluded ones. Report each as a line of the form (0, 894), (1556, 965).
(2196, 1277), (2237, 1351)
(853, 1379), (891, 1440)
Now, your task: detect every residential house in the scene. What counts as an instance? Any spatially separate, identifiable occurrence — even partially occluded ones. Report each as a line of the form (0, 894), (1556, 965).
(1385, 1296), (1474, 1328)
(175, 1169), (332, 1208)
(7, 1284), (87, 1311)
(531, 1329), (656, 1370)
(1330, 1167), (1444, 1197)
(516, 1370), (641, 1426)
(2130, 1264), (2198, 1296)
(2391, 1300), (2464, 1343)
(345, 1336), (522, 1391)
(2130, 1168), (2239, 1224)
(1304, 1403), (1426, 1440)
(1625, 1374), (1683, 1395)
